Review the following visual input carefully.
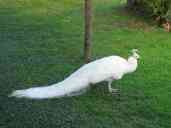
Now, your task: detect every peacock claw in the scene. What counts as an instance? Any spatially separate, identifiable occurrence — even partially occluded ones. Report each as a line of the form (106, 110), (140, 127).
(110, 89), (120, 95)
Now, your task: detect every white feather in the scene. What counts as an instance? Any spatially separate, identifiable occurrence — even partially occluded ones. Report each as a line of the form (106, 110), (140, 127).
(9, 49), (140, 99)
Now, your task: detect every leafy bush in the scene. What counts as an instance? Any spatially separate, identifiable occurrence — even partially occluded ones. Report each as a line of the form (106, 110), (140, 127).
(135, 0), (171, 20)
(164, 6), (171, 21)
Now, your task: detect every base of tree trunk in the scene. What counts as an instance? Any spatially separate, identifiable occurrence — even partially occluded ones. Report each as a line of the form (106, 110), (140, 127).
(163, 21), (171, 32)
(155, 16), (171, 32)
(155, 16), (165, 27)
(126, 0), (138, 8)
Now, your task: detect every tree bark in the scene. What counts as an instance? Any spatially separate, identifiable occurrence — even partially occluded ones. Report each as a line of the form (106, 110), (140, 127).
(127, 0), (137, 8)
(84, 0), (92, 63)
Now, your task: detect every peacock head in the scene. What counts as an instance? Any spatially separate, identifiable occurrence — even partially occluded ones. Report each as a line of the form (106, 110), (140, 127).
(131, 49), (140, 59)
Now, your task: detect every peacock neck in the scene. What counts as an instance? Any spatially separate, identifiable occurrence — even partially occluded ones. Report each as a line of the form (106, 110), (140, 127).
(127, 56), (138, 73)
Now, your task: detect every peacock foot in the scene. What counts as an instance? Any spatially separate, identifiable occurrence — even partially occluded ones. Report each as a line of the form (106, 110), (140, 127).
(109, 88), (120, 95)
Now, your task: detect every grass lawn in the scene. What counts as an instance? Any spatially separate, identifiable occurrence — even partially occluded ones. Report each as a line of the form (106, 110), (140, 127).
(0, 0), (171, 127)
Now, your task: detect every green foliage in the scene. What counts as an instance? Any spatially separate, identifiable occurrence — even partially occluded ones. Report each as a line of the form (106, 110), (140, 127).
(136, 0), (171, 19)
(164, 6), (171, 21)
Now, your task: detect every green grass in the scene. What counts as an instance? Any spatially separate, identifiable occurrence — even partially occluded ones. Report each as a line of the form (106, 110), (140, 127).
(0, 0), (171, 128)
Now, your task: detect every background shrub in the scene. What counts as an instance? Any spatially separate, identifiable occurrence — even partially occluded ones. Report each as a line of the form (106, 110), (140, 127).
(130, 0), (171, 20)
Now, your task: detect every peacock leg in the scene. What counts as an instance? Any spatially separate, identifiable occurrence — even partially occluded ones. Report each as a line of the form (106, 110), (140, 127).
(108, 79), (119, 94)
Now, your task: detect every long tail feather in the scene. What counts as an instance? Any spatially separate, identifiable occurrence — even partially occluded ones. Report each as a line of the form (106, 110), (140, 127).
(9, 77), (89, 99)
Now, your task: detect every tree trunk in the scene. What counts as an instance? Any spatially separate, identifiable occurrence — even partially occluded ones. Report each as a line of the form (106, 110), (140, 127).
(84, 0), (92, 63)
(127, 0), (137, 8)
